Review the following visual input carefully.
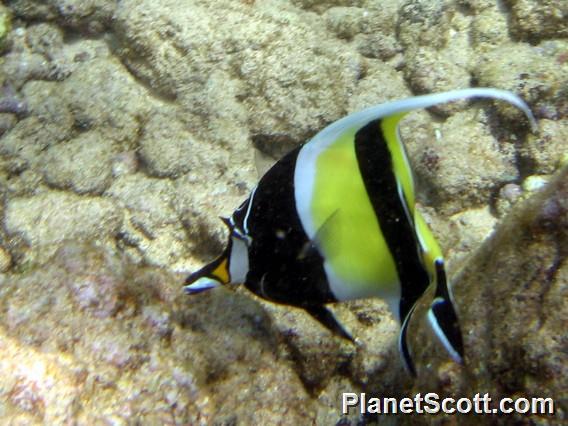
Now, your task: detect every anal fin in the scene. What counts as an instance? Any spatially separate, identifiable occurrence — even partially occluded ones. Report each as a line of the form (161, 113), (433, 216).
(428, 297), (464, 364)
(399, 304), (417, 377)
(429, 259), (464, 364)
(305, 305), (354, 342)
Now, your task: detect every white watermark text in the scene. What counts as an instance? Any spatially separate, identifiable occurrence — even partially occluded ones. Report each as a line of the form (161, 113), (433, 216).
(342, 392), (554, 415)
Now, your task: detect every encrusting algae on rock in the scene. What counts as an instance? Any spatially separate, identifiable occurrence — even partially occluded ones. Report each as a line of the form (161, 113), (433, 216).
(0, 242), (318, 424)
(0, 0), (566, 424)
(407, 165), (568, 426)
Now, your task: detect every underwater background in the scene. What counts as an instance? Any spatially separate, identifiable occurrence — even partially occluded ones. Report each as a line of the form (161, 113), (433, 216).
(0, 0), (566, 424)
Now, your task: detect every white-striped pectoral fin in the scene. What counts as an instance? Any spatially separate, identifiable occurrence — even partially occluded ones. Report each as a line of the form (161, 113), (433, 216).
(184, 277), (221, 295)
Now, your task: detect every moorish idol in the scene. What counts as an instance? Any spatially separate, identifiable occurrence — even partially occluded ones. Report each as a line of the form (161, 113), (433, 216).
(184, 88), (536, 375)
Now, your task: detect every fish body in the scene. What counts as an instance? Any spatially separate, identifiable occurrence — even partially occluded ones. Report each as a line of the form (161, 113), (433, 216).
(184, 88), (536, 375)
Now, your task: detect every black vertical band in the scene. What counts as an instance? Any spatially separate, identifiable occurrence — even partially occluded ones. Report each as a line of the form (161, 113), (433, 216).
(237, 147), (336, 306)
(354, 120), (429, 322)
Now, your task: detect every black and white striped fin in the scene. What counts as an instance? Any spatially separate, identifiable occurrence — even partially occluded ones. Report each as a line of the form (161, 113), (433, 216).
(399, 303), (418, 376)
(427, 259), (464, 364)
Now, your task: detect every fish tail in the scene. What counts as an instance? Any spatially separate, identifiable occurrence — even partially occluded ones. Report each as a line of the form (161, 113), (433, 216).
(427, 259), (464, 364)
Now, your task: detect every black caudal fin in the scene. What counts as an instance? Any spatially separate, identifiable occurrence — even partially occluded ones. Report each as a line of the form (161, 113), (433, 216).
(428, 260), (464, 364)
(305, 305), (355, 342)
(399, 304), (418, 376)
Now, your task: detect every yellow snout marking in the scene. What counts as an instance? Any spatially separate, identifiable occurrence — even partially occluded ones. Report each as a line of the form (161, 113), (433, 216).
(211, 258), (230, 284)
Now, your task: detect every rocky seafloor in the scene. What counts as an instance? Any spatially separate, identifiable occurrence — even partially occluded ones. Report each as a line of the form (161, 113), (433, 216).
(0, 0), (566, 424)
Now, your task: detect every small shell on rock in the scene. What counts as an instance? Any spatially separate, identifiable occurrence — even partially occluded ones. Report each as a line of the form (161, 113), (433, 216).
(500, 183), (523, 204)
(522, 175), (550, 193)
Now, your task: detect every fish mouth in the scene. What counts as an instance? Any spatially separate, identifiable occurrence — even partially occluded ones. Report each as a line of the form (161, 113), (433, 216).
(184, 276), (222, 295)
(184, 251), (231, 295)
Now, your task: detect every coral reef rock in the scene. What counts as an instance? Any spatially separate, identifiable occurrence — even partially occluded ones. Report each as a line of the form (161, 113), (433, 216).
(407, 166), (568, 426)
(0, 0), (566, 423)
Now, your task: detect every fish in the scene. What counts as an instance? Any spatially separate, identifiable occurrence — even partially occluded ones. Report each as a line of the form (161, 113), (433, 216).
(184, 88), (537, 375)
